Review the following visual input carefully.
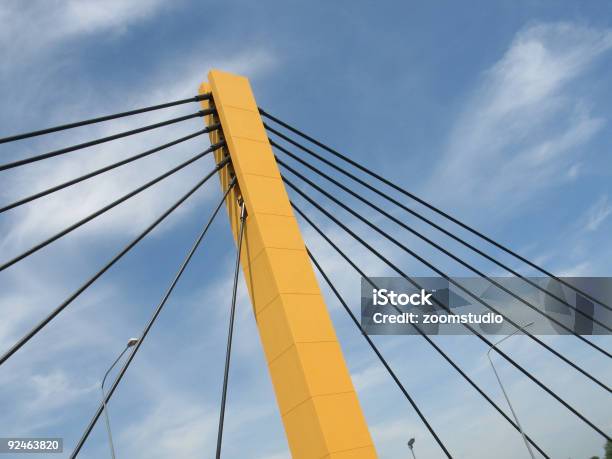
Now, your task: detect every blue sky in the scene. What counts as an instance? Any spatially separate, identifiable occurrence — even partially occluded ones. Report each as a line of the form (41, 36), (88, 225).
(0, 1), (611, 458)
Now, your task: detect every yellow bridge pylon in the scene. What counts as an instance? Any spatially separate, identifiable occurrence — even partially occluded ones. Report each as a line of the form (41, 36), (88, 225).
(199, 70), (378, 459)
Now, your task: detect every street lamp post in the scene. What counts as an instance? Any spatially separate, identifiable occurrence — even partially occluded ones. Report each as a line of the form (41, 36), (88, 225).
(407, 437), (416, 459)
(487, 322), (535, 459)
(101, 338), (139, 459)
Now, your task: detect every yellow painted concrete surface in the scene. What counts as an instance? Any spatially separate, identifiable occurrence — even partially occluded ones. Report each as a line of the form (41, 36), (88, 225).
(199, 70), (377, 459)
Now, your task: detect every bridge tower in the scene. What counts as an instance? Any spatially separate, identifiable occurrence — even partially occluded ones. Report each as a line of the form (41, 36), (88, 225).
(199, 70), (377, 459)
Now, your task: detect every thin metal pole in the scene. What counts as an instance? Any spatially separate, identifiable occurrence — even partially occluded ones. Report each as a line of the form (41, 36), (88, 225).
(100, 346), (130, 459)
(409, 447), (417, 459)
(487, 323), (536, 459)
(215, 200), (247, 459)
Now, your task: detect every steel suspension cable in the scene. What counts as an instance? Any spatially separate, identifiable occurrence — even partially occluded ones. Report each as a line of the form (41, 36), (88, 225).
(297, 206), (550, 458)
(0, 163), (232, 367)
(0, 93), (211, 144)
(70, 177), (236, 458)
(215, 200), (247, 459)
(273, 147), (612, 358)
(0, 142), (226, 273)
(0, 108), (215, 172)
(283, 177), (610, 441)
(308, 247), (453, 457)
(260, 108), (612, 314)
(266, 126), (610, 331)
(277, 158), (612, 393)
(0, 125), (220, 214)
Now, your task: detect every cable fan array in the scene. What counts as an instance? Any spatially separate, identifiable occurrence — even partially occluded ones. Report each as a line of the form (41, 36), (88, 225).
(0, 92), (609, 458)
(260, 108), (611, 458)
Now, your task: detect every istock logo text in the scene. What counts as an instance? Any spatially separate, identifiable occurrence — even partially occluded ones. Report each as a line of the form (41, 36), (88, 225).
(372, 288), (433, 307)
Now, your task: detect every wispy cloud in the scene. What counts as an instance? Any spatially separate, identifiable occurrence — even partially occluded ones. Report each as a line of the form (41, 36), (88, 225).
(584, 194), (612, 231)
(119, 396), (216, 459)
(428, 23), (612, 218)
(1, 9), (611, 459)
(26, 370), (97, 415)
(0, 45), (277, 258)
(0, 0), (174, 68)
(0, 9), (279, 455)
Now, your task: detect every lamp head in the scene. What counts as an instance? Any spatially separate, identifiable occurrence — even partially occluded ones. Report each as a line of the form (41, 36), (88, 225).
(407, 438), (415, 448)
(127, 338), (139, 347)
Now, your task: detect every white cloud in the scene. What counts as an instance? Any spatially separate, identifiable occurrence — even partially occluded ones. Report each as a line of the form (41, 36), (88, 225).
(567, 162), (582, 180)
(0, 0), (173, 66)
(427, 23), (612, 217)
(27, 370), (97, 414)
(1, 14), (610, 459)
(480, 24), (612, 118)
(0, 45), (277, 259)
(257, 453), (290, 459)
(0, 19), (280, 456)
(351, 365), (388, 393)
(119, 396), (216, 459)
(584, 194), (612, 231)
